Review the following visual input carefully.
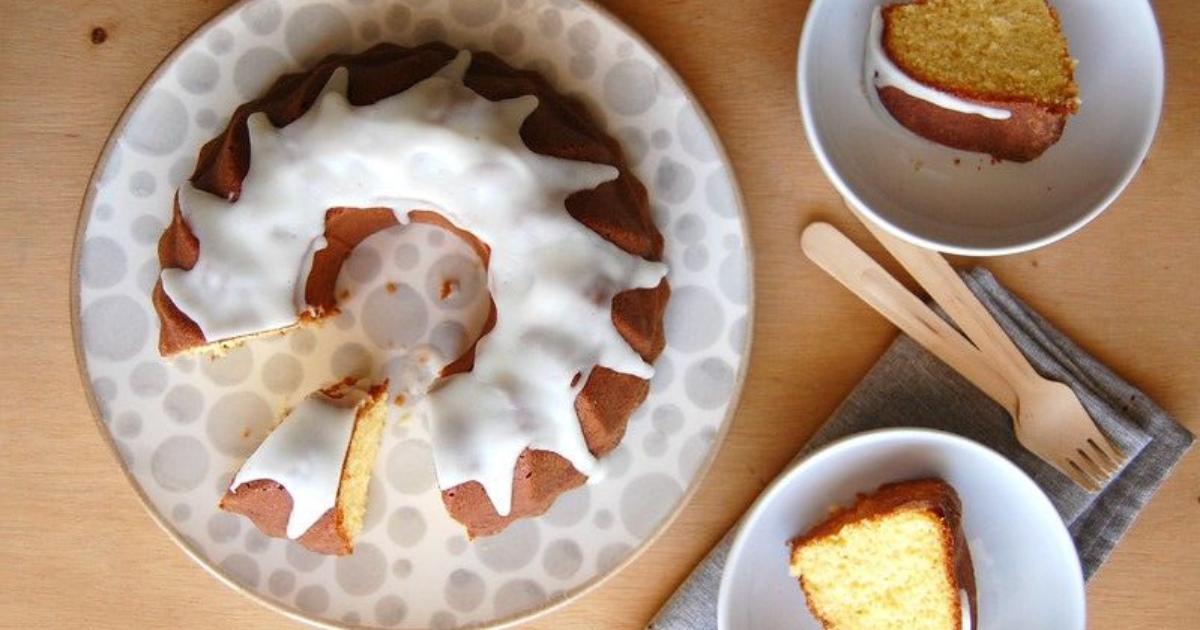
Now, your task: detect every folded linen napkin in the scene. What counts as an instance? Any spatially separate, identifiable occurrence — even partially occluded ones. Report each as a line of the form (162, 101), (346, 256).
(648, 268), (1193, 630)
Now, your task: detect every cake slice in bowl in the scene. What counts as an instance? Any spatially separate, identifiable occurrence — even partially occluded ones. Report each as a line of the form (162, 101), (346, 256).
(870, 0), (1079, 161)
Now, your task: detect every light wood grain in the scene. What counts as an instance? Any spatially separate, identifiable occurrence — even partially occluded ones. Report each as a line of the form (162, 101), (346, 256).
(1, 1), (1197, 628)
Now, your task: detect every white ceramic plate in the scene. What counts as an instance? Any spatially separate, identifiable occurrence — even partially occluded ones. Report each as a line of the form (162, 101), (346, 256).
(719, 429), (1085, 630)
(71, 1), (753, 628)
(798, 0), (1164, 255)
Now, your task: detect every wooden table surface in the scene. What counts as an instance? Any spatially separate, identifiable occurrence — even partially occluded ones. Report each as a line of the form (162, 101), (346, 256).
(3, 1), (1197, 628)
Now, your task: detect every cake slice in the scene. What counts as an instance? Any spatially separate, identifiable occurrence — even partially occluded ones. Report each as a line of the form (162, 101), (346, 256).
(220, 379), (388, 555)
(872, 0), (1080, 161)
(789, 479), (976, 630)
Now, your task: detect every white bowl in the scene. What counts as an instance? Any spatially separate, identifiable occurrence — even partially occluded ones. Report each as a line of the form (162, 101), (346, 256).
(798, 0), (1164, 256)
(718, 429), (1085, 630)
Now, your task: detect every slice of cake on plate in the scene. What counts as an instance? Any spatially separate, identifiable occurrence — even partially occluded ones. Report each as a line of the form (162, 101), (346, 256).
(789, 478), (976, 630)
(868, 0), (1080, 161)
(220, 379), (388, 555)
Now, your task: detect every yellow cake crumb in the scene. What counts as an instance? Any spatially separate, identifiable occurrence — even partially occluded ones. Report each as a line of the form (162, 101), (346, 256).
(791, 509), (960, 629)
(884, 0), (1079, 112)
(334, 386), (388, 547)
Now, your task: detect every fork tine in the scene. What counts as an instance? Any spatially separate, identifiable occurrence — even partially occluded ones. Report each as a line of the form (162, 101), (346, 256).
(1087, 438), (1120, 474)
(1083, 440), (1115, 474)
(1027, 436), (1101, 491)
(1065, 458), (1101, 492)
(1075, 457), (1103, 491)
(1100, 434), (1127, 464)
(1076, 448), (1113, 485)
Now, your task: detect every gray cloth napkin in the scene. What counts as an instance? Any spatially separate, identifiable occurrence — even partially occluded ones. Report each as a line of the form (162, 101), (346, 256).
(648, 268), (1193, 630)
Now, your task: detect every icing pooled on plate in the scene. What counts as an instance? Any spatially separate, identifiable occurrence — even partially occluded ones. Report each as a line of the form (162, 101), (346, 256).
(865, 6), (1012, 121)
(163, 51), (668, 516)
(231, 388), (368, 538)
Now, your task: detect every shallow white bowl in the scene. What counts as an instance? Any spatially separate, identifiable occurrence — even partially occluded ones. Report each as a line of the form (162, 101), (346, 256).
(718, 429), (1085, 630)
(798, 0), (1164, 255)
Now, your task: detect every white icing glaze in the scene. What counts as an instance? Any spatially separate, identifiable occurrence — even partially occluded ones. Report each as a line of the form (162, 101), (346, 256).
(230, 388), (367, 539)
(866, 6), (1012, 121)
(164, 51), (668, 516)
(960, 588), (972, 630)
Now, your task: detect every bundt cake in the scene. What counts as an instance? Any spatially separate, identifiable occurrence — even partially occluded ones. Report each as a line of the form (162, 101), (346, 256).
(789, 479), (977, 630)
(155, 42), (669, 541)
(868, 0), (1080, 162)
(221, 380), (388, 555)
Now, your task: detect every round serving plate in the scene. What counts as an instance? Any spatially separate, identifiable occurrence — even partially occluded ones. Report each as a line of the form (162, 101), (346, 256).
(71, 1), (753, 628)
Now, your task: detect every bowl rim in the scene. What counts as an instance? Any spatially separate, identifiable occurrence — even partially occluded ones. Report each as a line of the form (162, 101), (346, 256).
(795, 0), (1166, 257)
(717, 427), (1086, 629)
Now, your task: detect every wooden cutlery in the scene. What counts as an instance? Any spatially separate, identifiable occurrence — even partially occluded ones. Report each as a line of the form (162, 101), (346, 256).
(802, 220), (1126, 492)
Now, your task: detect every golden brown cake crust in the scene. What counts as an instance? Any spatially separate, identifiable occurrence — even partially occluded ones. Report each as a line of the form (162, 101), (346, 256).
(165, 42), (668, 537)
(790, 478), (977, 630)
(877, 85), (1067, 162)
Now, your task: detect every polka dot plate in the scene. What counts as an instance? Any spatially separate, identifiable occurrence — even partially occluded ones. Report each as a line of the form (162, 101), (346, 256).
(72, 0), (752, 628)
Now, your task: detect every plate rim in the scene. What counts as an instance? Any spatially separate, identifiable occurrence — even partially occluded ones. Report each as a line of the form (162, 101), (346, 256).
(716, 427), (1086, 630)
(68, 1), (757, 628)
(795, 0), (1166, 257)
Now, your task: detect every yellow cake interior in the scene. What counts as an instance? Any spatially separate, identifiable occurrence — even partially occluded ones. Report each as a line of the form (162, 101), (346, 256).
(884, 0), (1079, 112)
(790, 508), (960, 630)
(333, 387), (388, 545)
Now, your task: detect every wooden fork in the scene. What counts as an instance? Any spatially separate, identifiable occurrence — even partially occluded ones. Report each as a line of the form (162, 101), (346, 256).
(807, 219), (1126, 492)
